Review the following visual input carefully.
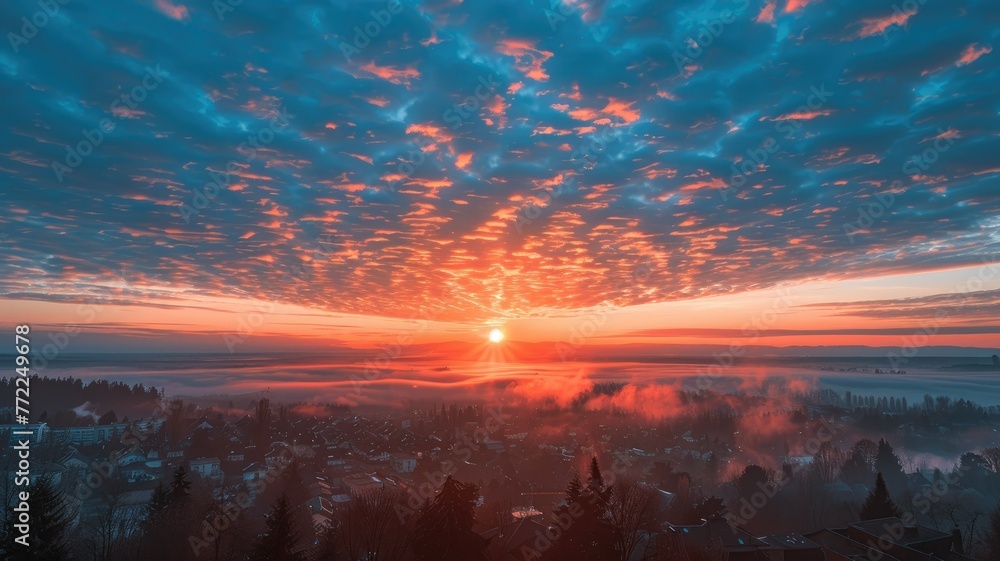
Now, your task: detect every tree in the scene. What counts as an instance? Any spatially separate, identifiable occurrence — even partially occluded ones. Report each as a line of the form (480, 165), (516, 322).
(80, 477), (143, 561)
(841, 439), (878, 485)
(98, 409), (118, 425)
(543, 458), (616, 561)
(983, 505), (1000, 561)
(338, 488), (414, 561)
(413, 476), (486, 561)
(608, 479), (660, 561)
(140, 467), (212, 561)
(875, 439), (907, 497)
(981, 447), (1000, 473)
(6, 477), (75, 560)
(249, 494), (307, 561)
(147, 482), (169, 521)
(812, 442), (845, 484)
(254, 398), (272, 446)
(860, 473), (902, 520)
(993, 354), (999, 366)
(314, 520), (340, 561)
(168, 465), (191, 503)
(732, 464), (774, 501)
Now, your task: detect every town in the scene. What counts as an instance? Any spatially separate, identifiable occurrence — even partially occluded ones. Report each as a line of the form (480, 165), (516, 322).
(1, 375), (998, 559)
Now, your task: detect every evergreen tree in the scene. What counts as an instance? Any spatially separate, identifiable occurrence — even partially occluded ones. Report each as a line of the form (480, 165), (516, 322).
(313, 521), (339, 561)
(168, 465), (191, 503)
(145, 482), (169, 528)
(413, 476), (486, 561)
(98, 409), (118, 424)
(141, 466), (209, 561)
(5, 477), (74, 560)
(860, 473), (902, 520)
(874, 439), (907, 496)
(249, 495), (307, 561)
(543, 458), (616, 561)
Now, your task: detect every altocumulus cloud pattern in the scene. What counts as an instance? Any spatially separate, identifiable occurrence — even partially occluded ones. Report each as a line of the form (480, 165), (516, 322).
(1, 0), (999, 322)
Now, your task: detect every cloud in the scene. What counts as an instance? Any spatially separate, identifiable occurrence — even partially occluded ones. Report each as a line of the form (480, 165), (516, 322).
(0, 0), (997, 326)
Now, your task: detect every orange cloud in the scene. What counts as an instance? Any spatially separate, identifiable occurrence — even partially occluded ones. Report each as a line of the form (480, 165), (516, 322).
(766, 110), (832, 121)
(602, 98), (640, 124)
(496, 39), (553, 81)
(756, 0), (776, 23)
(854, 11), (913, 38)
(957, 43), (992, 66)
(154, 0), (189, 21)
(360, 62), (420, 86)
(784, 0), (814, 12)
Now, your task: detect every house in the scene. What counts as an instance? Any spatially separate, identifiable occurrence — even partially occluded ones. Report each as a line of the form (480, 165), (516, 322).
(115, 449), (147, 467)
(243, 462), (268, 483)
(189, 457), (221, 479)
(390, 453), (417, 473)
(118, 489), (155, 520)
(480, 517), (551, 561)
(0, 423), (47, 445)
(804, 528), (904, 561)
(758, 535), (826, 561)
(843, 518), (971, 561)
(33, 462), (67, 486)
(665, 518), (771, 560)
(342, 473), (383, 496)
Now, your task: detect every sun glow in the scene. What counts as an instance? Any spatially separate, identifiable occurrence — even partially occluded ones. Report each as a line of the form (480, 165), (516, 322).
(488, 327), (505, 343)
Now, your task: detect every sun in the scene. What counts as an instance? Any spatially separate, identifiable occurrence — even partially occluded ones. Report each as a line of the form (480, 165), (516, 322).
(488, 327), (505, 343)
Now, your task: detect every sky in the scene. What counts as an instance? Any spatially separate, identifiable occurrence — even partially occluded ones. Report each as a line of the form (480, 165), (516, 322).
(1, 0), (999, 355)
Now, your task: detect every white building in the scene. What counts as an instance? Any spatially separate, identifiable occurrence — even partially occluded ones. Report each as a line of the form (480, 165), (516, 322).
(189, 457), (221, 479)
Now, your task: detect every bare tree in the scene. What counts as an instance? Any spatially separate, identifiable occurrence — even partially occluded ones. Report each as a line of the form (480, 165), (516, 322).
(480, 498), (514, 561)
(80, 477), (143, 561)
(608, 479), (660, 561)
(981, 447), (1000, 474)
(337, 488), (414, 561)
(478, 497), (513, 534)
(811, 441), (845, 484)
